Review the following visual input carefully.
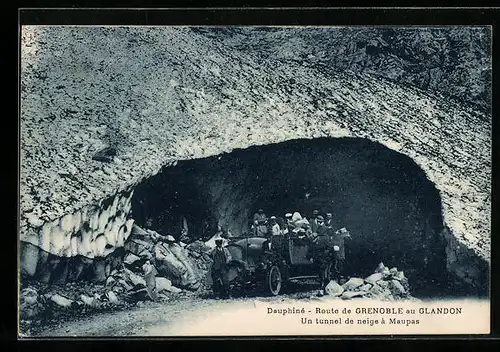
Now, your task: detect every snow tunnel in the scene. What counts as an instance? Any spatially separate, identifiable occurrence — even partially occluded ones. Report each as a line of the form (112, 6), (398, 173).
(130, 137), (456, 298)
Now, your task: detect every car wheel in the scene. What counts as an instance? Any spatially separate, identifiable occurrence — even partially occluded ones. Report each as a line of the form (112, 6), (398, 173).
(268, 265), (282, 296)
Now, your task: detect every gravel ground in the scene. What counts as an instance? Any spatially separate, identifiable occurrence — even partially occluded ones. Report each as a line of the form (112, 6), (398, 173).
(28, 281), (323, 337)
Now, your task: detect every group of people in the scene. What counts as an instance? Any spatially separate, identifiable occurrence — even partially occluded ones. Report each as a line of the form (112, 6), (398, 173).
(209, 208), (352, 298)
(252, 208), (338, 238)
(252, 208), (351, 293)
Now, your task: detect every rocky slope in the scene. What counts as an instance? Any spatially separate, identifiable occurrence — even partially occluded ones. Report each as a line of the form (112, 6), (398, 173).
(210, 27), (491, 113)
(19, 223), (212, 334)
(20, 27), (491, 289)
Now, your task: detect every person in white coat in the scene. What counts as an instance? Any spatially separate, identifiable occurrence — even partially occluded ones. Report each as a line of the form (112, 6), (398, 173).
(269, 216), (284, 258)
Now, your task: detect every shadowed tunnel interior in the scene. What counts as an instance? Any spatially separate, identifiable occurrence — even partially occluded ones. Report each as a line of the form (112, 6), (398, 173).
(131, 137), (455, 298)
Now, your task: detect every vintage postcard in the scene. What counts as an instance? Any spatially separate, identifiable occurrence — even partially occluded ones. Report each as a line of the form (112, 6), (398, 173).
(18, 24), (491, 337)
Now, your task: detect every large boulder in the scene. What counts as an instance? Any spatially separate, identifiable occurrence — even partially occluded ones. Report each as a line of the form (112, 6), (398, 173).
(364, 273), (383, 285)
(394, 270), (406, 281)
(123, 268), (146, 287)
(155, 277), (173, 293)
(325, 280), (344, 297)
(155, 244), (186, 279)
(400, 277), (410, 293)
(169, 244), (201, 290)
(123, 252), (141, 266)
(131, 224), (149, 237)
(367, 284), (394, 301)
(389, 279), (406, 297)
(155, 277), (182, 293)
(154, 243), (201, 290)
(381, 289), (395, 301)
(50, 294), (74, 308)
(389, 267), (399, 276)
(127, 287), (149, 301)
(125, 238), (153, 256)
(138, 249), (153, 260)
(105, 275), (116, 287)
(19, 287), (42, 319)
(380, 266), (392, 279)
(374, 262), (386, 273)
(80, 294), (97, 307)
(106, 291), (119, 304)
(21, 287), (39, 305)
(360, 283), (373, 292)
(369, 283), (384, 296)
(118, 279), (133, 291)
(343, 277), (364, 291)
(165, 235), (176, 243)
(150, 230), (178, 245)
(377, 280), (389, 289)
(169, 285), (182, 293)
(92, 258), (107, 283)
(20, 242), (39, 277)
(189, 251), (201, 259)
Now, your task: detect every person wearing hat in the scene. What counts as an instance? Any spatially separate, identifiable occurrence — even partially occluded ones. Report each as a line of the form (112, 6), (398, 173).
(252, 208), (268, 237)
(269, 216), (281, 236)
(281, 213), (294, 264)
(211, 238), (232, 299)
(316, 215), (325, 229)
(324, 213), (336, 257)
(282, 213), (294, 235)
(268, 216), (284, 259)
(312, 216), (333, 295)
(310, 209), (321, 235)
(325, 213), (334, 228)
(331, 227), (351, 282)
(306, 214), (324, 263)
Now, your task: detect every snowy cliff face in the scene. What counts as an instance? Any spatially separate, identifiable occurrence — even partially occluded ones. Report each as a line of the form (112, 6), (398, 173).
(212, 27), (491, 114)
(20, 27), (490, 286)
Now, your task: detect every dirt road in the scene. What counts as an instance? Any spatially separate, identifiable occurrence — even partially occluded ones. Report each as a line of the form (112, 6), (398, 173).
(35, 295), (228, 337)
(32, 283), (323, 337)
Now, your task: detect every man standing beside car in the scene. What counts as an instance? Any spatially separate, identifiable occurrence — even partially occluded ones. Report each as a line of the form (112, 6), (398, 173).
(269, 216), (284, 258)
(211, 238), (232, 299)
(313, 216), (332, 296)
(331, 227), (351, 282)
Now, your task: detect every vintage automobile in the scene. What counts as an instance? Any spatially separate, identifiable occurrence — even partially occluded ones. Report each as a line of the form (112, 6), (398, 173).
(223, 232), (341, 296)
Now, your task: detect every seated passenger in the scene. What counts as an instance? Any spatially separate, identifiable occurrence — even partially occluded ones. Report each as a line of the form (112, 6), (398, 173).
(312, 215), (326, 241)
(269, 216), (281, 236)
(252, 208), (268, 237)
(310, 209), (320, 234)
(292, 213), (310, 238)
(269, 216), (283, 258)
(283, 213), (294, 235)
(325, 213), (334, 228)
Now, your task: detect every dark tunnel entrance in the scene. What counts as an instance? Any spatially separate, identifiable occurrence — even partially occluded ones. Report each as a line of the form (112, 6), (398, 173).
(131, 137), (457, 298)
